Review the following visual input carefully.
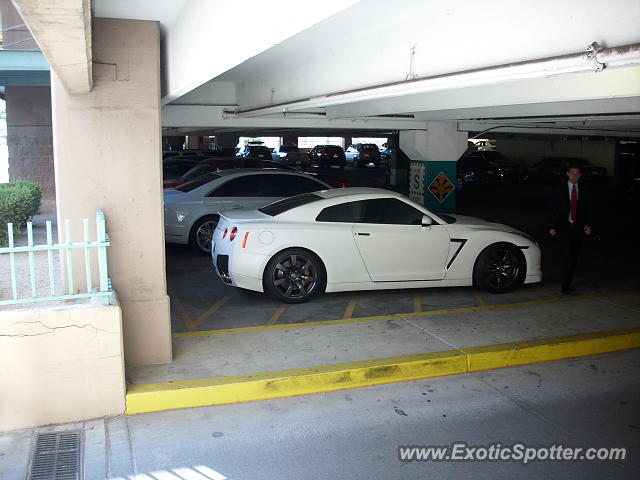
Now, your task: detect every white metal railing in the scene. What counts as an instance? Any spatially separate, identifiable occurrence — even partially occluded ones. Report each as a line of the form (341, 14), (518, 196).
(0, 211), (111, 306)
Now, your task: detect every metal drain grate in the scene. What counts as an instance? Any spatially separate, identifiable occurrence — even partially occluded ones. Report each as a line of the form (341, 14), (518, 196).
(29, 431), (82, 480)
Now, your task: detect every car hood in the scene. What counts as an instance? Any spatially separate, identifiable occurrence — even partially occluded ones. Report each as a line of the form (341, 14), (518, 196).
(446, 214), (521, 233)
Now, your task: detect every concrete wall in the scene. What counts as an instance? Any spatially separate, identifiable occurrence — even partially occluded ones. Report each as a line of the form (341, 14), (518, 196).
(5, 86), (55, 197)
(496, 137), (617, 174)
(51, 18), (172, 366)
(0, 298), (125, 431)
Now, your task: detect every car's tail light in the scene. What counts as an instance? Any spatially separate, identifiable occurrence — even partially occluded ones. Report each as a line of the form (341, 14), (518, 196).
(230, 227), (238, 241)
(340, 182), (347, 188)
(242, 232), (249, 248)
(323, 152), (328, 156)
(223, 228), (228, 238)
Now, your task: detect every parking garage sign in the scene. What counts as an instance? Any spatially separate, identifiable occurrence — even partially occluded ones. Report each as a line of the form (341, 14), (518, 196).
(409, 161), (426, 205)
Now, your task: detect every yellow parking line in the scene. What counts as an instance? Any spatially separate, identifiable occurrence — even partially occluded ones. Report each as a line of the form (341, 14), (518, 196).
(473, 291), (486, 307)
(189, 295), (233, 331)
(413, 294), (422, 313)
(171, 290), (639, 339)
(343, 296), (359, 319)
(267, 305), (288, 326)
(531, 289), (559, 299)
(170, 294), (196, 331)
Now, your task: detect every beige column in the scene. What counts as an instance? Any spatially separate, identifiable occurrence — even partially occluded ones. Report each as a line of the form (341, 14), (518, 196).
(51, 18), (171, 366)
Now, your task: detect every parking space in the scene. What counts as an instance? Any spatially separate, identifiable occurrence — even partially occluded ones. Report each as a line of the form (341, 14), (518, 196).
(165, 180), (639, 336)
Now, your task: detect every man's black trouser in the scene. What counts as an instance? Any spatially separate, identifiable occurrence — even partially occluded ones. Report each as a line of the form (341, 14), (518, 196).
(558, 222), (583, 290)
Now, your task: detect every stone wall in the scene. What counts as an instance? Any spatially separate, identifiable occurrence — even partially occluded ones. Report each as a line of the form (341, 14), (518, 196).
(5, 86), (55, 198)
(7, 125), (54, 196)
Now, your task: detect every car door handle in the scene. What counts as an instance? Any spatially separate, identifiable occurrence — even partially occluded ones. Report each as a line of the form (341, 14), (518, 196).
(356, 232), (370, 236)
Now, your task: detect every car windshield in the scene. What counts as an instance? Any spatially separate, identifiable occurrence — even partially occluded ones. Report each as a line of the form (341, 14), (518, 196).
(176, 173), (221, 192)
(181, 163), (213, 182)
(360, 144), (379, 151)
(259, 193), (323, 216)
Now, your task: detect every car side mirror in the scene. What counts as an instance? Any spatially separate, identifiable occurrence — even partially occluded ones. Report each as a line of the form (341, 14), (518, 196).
(421, 215), (433, 227)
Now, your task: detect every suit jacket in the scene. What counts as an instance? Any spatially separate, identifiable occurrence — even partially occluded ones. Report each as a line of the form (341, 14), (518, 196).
(548, 182), (592, 231)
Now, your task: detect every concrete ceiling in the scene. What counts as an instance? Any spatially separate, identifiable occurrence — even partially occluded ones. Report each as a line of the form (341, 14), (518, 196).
(95, 0), (640, 138)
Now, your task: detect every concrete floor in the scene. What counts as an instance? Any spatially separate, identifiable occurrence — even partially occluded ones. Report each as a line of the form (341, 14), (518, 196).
(3, 350), (639, 479)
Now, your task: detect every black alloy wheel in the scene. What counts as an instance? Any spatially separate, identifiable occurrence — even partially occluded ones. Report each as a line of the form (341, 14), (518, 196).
(264, 249), (325, 303)
(473, 243), (525, 293)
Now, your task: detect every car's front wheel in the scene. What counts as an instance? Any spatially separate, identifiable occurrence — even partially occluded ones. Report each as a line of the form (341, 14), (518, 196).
(473, 243), (525, 293)
(188, 215), (219, 255)
(263, 248), (326, 303)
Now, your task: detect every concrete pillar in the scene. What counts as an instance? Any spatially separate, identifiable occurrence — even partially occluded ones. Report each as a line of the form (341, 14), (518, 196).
(187, 135), (201, 149)
(51, 18), (171, 366)
(401, 122), (467, 213)
(215, 132), (239, 155)
(282, 135), (298, 146)
(5, 86), (55, 198)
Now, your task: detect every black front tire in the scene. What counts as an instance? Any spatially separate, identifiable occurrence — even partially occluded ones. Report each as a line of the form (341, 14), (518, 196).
(188, 215), (219, 255)
(263, 248), (326, 303)
(473, 243), (526, 293)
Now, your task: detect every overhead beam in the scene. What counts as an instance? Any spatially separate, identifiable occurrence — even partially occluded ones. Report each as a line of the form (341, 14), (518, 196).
(162, 105), (426, 131)
(12, 0), (92, 94)
(325, 66), (640, 120)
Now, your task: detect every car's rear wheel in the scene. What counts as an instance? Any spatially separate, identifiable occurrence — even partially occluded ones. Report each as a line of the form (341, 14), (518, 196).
(188, 215), (218, 255)
(264, 248), (325, 303)
(473, 243), (525, 293)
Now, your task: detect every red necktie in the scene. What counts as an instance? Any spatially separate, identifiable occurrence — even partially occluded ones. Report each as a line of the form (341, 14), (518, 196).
(570, 184), (578, 223)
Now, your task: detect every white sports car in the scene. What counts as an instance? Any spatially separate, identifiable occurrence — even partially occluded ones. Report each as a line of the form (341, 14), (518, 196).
(212, 188), (541, 303)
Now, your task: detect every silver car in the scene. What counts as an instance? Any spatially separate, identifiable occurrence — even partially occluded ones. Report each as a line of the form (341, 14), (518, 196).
(163, 169), (332, 254)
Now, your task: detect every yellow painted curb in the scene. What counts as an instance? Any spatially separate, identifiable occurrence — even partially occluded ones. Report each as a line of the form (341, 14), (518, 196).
(126, 349), (468, 414)
(127, 326), (640, 415)
(465, 326), (640, 371)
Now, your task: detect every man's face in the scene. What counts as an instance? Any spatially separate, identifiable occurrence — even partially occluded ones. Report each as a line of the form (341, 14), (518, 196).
(567, 167), (582, 184)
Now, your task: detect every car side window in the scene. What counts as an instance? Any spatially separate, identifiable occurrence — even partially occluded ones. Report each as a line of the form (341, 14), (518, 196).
(359, 198), (425, 225)
(207, 175), (262, 197)
(278, 176), (327, 197)
(316, 201), (364, 223)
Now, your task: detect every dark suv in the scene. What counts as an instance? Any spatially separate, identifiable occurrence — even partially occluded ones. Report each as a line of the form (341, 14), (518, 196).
(345, 143), (382, 167)
(307, 145), (346, 168)
(236, 144), (273, 160)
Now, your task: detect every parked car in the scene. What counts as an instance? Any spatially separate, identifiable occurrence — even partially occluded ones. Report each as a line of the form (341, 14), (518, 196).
(456, 154), (501, 190)
(236, 144), (273, 160)
(162, 149), (218, 160)
(162, 158), (203, 184)
(379, 144), (392, 164)
(524, 157), (608, 184)
(468, 151), (526, 183)
(163, 157), (296, 189)
(345, 143), (382, 167)
(307, 145), (346, 168)
(212, 187), (541, 303)
(164, 169), (332, 254)
(271, 145), (307, 168)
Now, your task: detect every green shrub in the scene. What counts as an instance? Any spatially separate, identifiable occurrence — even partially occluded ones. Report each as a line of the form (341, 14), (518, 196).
(0, 180), (43, 246)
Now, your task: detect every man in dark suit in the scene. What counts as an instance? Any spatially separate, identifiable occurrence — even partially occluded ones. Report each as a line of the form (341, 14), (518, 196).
(548, 165), (592, 295)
